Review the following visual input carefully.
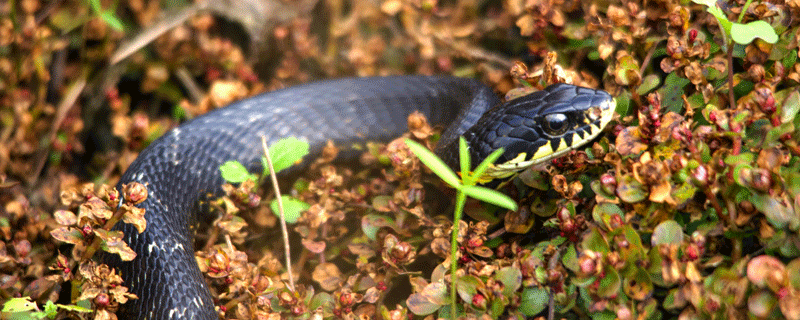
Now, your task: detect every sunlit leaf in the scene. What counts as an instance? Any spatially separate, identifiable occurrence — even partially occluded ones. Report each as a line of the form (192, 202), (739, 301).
(269, 196), (309, 224)
(268, 137), (310, 173)
(95, 229), (137, 261)
(459, 137), (470, 179)
(730, 20), (778, 44)
(460, 185), (517, 211)
(2, 297), (38, 312)
(100, 11), (124, 31)
(220, 160), (256, 183)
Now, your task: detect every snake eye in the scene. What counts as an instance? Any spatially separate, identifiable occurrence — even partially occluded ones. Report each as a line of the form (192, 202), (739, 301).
(543, 113), (569, 136)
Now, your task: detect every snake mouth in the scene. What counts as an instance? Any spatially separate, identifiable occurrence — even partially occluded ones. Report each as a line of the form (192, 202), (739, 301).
(480, 96), (616, 180)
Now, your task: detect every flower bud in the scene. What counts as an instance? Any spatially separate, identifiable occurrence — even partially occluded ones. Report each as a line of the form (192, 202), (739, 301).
(122, 182), (148, 205)
(600, 173), (617, 195)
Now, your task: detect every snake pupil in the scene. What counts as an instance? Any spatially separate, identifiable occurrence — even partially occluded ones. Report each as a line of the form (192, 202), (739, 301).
(543, 113), (569, 136)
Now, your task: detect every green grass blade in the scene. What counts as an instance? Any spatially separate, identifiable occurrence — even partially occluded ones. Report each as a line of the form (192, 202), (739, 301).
(458, 137), (470, 178)
(405, 139), (461, 189)
(471, 148), (505, 180)
(460, 185), (518, 211)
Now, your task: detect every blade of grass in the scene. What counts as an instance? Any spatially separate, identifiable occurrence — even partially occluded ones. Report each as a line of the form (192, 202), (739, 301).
(460, 185), (518, 211)
(470, 147), (505, 184)
(450, 191), (466, 319)
(459, 137), (470, 179)
(405, 139), (461, 189)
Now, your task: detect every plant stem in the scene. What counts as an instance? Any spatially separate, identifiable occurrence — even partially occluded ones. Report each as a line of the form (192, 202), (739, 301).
(727, 44), (736, 109)
(81, 205), (127, 261)
(738, 0), (754, 23)
(450, 191), (467, 319)
(261, 136), (296, 292)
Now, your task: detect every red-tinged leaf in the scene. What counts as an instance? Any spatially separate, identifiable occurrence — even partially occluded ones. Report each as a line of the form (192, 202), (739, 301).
(50, 227), (85, 245)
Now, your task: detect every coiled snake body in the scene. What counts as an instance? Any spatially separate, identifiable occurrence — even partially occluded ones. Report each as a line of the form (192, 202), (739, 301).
(108, 76), (614, 319)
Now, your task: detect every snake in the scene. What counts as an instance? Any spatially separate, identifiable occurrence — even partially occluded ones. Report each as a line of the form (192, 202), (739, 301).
(107, 75), (614, 319)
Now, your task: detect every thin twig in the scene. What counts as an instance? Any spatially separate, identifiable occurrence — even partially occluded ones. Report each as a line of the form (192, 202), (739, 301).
(639, 40), (662, 75)
(260, 136), (295, 292)
(175, 67), (206, 106)
(727, 45), (736, 109)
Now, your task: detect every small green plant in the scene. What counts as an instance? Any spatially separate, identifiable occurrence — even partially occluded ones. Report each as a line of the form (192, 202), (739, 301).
(691, 0), (778, 47)
(2, 298), (91, 320)
(405, 137), (518, 318)
(691, 0), (778, 106)
(220, 137), (311, 223)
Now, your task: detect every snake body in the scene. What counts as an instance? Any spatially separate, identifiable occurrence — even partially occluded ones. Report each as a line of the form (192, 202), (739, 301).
(108, 76), (613, 319)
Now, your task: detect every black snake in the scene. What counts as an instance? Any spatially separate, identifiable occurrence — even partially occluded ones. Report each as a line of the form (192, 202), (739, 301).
(107, 75), (614, 319)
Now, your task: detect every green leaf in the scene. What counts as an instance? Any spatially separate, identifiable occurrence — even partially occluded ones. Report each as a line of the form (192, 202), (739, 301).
(636, 74), (661, 95)
(89, 0), (102, 13)
(616, 175), (647, 203)
(2, 297), (38, 312)
(591, 311), (618, 320)
(219, 160), (257, 183)
(308, 292), (334, 311)
(361, 214), (394, 240)
(495, 267), (522, 296)
(659, 72), (691, 113)
(268, 137), (310, 173)
(724, 152), (755, 166)
(460, 185), (518, 211)
(651, 220), (684, 246)
(690, 0), (715, 7)
(405, 139), (461, 188)
(562, 244), (579, 272)
(54, 303), (91, 312)
(470, 147), (505, 184)
(704, 4), (733, 37)
(99, 11), (124, 31)
(730, 20), (778, 44)
(455, 275), (482, 303)
(781, 90), (800, 124)
(269, 195), (309, 224)
(597, 265), (621, 298)
(519, 287), (548, 316)
(459, 137), (470, 178)
(40, 301), (57, 318)
(582, 227), (610, 253)
(614, 91), (632, 117)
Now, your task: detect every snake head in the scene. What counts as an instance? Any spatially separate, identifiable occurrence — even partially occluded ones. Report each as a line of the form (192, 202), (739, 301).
(464, 83), (615, 180)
